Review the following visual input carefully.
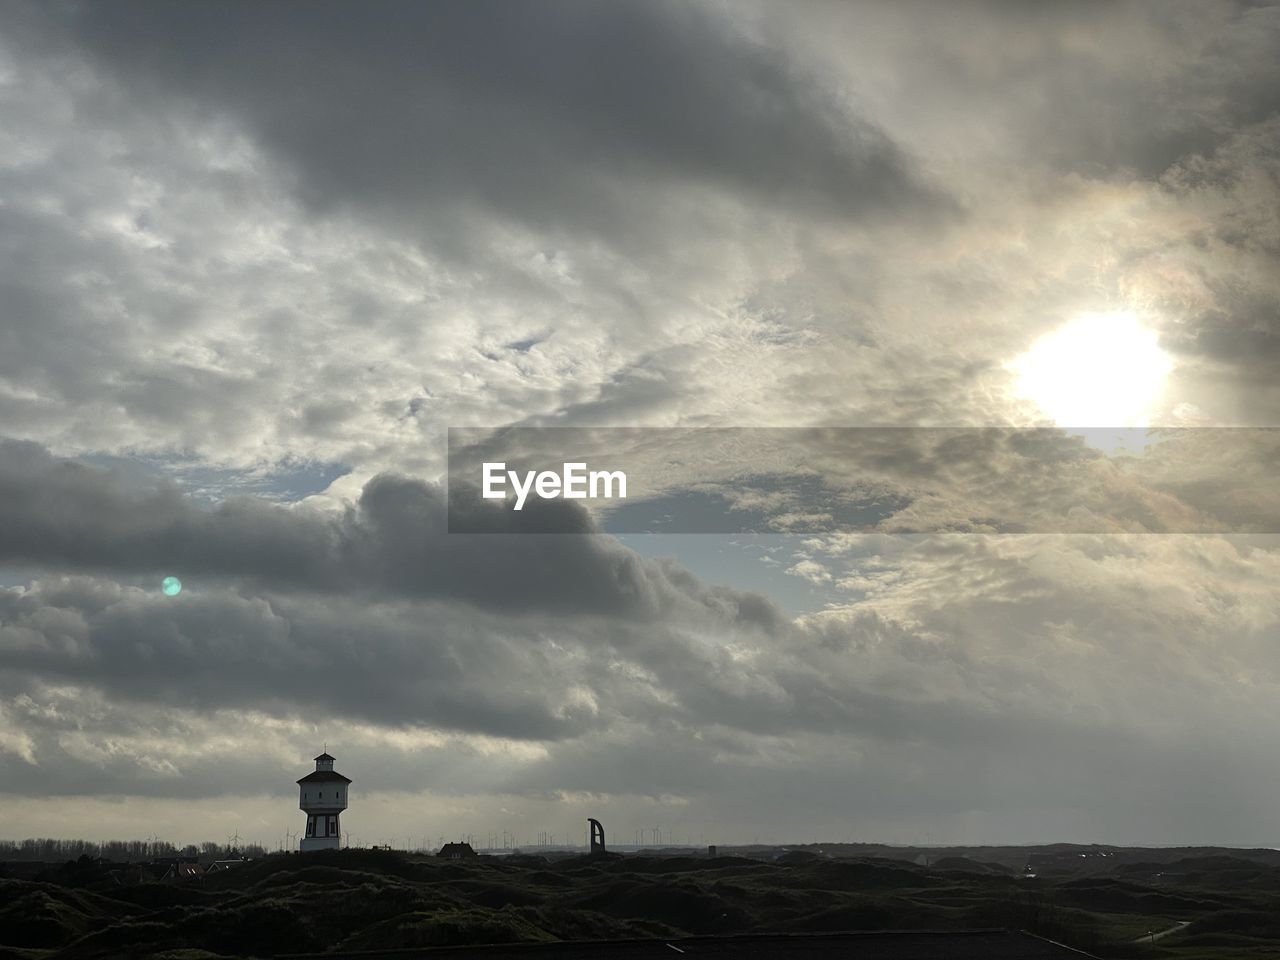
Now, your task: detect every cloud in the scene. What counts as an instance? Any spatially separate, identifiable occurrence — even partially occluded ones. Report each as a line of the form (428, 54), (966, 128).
(2, 442), (1280, 847)
(0, 0), (1279, 846)
(2, 0), (1277, 474)
(0, 440), (792, 630)
(42, 0), (952, 246)
(451, 426), (1280, 534)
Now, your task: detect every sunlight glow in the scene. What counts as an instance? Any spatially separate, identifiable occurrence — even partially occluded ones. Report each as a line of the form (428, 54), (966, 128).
(1010, 311), (1171, 429)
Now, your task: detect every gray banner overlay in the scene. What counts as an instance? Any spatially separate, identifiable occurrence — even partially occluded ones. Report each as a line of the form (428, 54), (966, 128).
(447, 427), (1280, 534)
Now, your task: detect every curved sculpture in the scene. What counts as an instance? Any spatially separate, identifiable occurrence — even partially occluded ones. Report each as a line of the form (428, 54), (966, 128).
(588, 818), (606, 856)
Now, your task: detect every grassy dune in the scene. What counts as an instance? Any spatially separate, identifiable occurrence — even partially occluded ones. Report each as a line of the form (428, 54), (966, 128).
(3, 846), (1280, 958)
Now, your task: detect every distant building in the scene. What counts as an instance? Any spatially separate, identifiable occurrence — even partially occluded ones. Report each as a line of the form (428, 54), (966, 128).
(205, 858), (249, 874)
(158, 860), (204, 881)
(437, 842), (478, 860)
(297, 751), (351, 852)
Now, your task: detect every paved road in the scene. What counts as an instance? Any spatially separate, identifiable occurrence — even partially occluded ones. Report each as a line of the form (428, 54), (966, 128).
(1132, 921), (1192, 943)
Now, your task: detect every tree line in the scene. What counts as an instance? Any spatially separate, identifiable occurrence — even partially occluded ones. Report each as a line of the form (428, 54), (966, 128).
(0, 837), (270, 862)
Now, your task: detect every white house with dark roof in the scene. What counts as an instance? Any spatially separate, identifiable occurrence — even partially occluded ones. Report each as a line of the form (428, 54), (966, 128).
(297, 751), (351, 851)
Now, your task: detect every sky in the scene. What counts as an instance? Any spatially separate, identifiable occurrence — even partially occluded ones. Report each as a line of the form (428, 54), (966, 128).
(1, 0), (1279, 850)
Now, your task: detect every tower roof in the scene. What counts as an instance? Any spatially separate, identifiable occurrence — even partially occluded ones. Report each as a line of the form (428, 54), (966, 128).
(298, 770), (351, 784)
(314, 751), (335, 762)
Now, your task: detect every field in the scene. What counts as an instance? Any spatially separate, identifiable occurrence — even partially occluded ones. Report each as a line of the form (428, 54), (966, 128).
(4, 844), (1280, 959)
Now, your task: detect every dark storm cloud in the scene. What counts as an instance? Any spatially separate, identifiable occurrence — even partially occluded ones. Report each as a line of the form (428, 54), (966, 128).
(0, 440), (783, 629)
(0, 567), (809, 752)
(0, 443), (799, 742)
(0, 562), (846, 776)
(34, 0), (950, 247)
(0, 580), (606, 741)
(0, 446), (793, 748)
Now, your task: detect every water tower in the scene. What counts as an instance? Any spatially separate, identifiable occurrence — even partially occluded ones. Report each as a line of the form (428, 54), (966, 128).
(297, 751), (350, 851)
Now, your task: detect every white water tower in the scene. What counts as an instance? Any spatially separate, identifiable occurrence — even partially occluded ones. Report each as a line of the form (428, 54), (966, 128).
(297, 751), (350, 852)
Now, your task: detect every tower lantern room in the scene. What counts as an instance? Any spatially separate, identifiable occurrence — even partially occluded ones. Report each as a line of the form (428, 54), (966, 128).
(297, 751), (351, 852)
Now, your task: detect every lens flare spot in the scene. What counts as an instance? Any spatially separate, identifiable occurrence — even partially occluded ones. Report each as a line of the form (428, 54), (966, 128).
(161, 576), (182, 596)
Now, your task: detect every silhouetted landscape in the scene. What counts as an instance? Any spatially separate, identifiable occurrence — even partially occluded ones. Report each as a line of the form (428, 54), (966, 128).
(7, 843), (1280, 958)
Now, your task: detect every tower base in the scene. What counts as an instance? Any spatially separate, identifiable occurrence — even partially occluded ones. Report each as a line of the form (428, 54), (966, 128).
(300, 837), (341, 852)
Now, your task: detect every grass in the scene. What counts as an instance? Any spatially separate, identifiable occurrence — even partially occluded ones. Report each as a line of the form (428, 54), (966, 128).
(5, 846), (1280, 958)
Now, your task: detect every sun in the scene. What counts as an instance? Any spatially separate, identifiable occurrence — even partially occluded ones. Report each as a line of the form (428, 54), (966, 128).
(1010, 311), (1172, 428)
